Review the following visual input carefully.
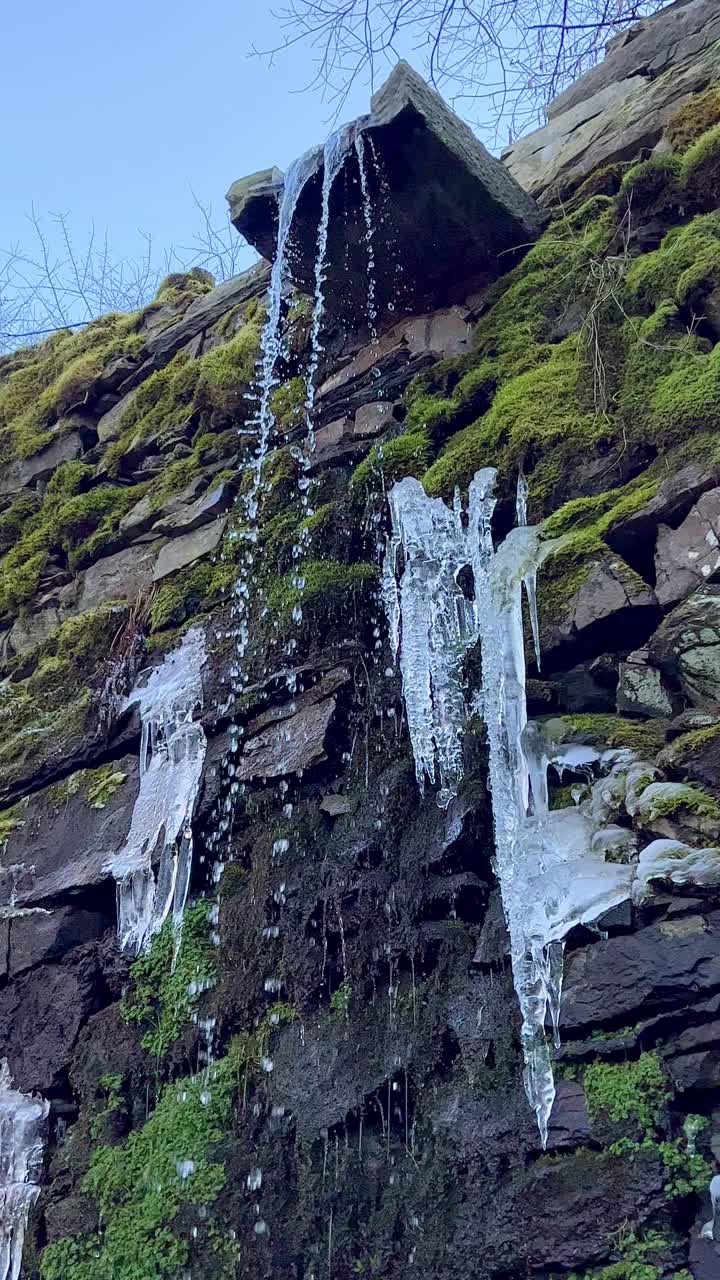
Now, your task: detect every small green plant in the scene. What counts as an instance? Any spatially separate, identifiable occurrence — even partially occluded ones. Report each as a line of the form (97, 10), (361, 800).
(330, 980), (352, 1018)
(584, 1053), (670, 1135)
(122, 901), (216, 1058)
(90, 1073), (125, 1139)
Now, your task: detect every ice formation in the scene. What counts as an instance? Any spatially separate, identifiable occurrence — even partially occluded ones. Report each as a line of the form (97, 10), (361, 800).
(0, 1060), (48, 1280)
(383, 468), (638, 1142)
(106, 626), (208, 953)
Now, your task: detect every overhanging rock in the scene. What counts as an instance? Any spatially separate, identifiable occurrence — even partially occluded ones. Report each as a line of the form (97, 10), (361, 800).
(226, 61), (543, 327)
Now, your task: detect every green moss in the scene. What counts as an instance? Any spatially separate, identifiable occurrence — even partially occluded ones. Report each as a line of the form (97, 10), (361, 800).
(270, 376), (306, 430)
(330, 979), (352, 1018)
(122, 901), (216, 1058)
(568, 164), (623, 205)
(84, 765), (127, 809)
(350, 430), (431, 492)
(0, 493), (41, 554)
(149, 558), (237, 633)
(625, 212), (720, 313)
(666, 87), (720, 151)
(39, 1049), (242, 1280)
(266, 559), (378, 618)
(0, 804), (23, 849)
(0, 312), (145, 462)
(618, 154), (683, 216)
(639, 781), (720, 820)
(195, 315), (262, 408)
(543, 474), (660, 542)
(584, 1053), (670, 1136)
(103, 352), (201, 477)
(559, 714), (666, 756)
(681, 123), (720, 210)
(660, 721), (720, 768)
(424, 337), (604, 501)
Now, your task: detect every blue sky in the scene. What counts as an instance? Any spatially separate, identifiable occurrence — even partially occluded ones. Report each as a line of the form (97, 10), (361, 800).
(1, 0), (407, 274)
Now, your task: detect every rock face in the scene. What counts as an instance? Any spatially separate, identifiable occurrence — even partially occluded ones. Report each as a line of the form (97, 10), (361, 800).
(7, 23), (720, 1280)
(228, 61), (543, 327)
(504, 0), (720, 201)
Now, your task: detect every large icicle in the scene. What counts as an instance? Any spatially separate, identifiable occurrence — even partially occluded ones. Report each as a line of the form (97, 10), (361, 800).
(384, 477), (475, 807)
(0, 1062), (48, 1280)
(106, 626), (208, 953)
(384, 468), (637, 1143)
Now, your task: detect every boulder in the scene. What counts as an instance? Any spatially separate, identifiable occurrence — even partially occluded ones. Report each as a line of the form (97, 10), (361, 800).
(655, 488), (720, 607)
(228, 62), (542, 328)
(7, 907), (108, 978)
(236, 668), (349, 781)
(648, 585), (720, 706)
(617, 646), (677, 718)
(152, 515), (227, 581)
(561, 911), (720, 1034)
(77, 542), (160, 612)
(503, 0), (720, 201)
(0, 754), (139, 908)
(0, 431), (83, 497)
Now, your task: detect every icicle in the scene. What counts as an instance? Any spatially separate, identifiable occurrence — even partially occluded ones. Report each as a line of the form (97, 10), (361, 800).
(0, 1061), (48, 1280)
(105, 627), (208, 953)
(515, 469), (541, 671)
(383, 477), (474, 807)
(383, 467), (639, 1144)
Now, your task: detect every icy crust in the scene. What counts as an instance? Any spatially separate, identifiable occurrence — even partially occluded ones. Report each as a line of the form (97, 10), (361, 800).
(383, 468), (644, 1144)
(105, 626), (208, 953)
(0, 1060), (48, 1280)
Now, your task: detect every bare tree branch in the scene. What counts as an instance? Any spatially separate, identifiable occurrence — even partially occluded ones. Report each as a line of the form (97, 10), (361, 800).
(255, 0), (665, 142)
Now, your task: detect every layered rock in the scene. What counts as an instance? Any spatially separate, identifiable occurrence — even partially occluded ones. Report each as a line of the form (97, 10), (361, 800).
(5, 18), (720, 1280)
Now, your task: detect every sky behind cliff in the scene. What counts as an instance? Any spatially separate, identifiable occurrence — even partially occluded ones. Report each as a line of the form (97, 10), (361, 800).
(1, 0), (417, 283)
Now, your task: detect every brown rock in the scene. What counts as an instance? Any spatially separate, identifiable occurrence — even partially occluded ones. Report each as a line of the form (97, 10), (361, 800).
(77, 542), (160, 612)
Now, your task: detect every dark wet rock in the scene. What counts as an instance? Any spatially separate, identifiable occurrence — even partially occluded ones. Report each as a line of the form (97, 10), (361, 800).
(561, 912), (720, 1034)
(236, 668), (349, 781)
(545, 554), (660, 665)
(1, 754), (139, 906)
(668, 1049), (720, 1091)
(156, 480), (232, 535)
(617, 646), (678, 718)
(473, 1148), (665, 1272)
(655, 488), (720, 608)
(229, 62), (541, 327)
(546, 1079), (592, 1148)
(689, 1236), (720, 1280)
(0, 944), (108, 1093)
(7, 907), (108, 978)
(648, 585), (720, 706)
(472, 888), (508, 967)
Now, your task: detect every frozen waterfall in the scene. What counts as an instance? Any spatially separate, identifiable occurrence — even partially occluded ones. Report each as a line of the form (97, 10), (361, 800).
(384, 470), (637, 1143)
(106, 626), (208, 953)
(0, 1061), (48, 1280)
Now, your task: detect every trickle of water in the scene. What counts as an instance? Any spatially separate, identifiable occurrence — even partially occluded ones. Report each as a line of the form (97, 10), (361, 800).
(0, 1060), (48, 1280)
(355, 131), (378, 338)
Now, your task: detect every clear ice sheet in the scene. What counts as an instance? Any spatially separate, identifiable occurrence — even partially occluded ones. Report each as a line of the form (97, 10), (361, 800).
(105, 626), (208, 953)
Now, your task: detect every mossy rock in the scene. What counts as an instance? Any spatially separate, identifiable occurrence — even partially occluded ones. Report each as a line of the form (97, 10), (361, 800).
(681, 122), (720, 211)
(665, 86), (720, 152)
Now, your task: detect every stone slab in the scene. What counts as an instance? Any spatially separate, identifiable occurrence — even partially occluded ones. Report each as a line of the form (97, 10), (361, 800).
(228, 62), (542, 328)
(152, 516), (227, 581)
